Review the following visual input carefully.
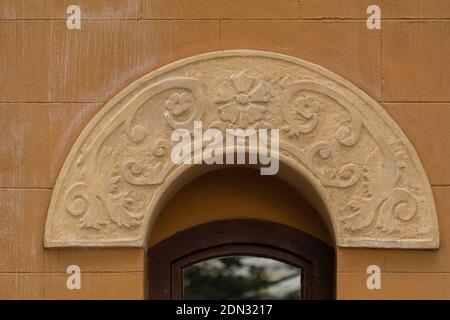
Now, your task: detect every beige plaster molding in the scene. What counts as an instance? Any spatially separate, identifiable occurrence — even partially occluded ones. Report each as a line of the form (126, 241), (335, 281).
(44, 50), (439, 249)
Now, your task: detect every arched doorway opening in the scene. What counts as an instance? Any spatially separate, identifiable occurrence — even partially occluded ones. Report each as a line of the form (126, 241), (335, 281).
(147, 168), (335, 300)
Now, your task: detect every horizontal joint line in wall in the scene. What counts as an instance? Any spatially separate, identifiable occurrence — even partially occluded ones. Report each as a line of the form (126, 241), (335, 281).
(383, 101), (450, 104)
(1, 18), (450, 22)
(0, 101), (104, 104)
(0, 187), (53, 190)
(301, 18), (450, 22)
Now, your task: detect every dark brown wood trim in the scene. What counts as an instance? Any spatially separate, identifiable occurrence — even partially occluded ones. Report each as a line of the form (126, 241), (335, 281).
(148, 219), (335, 300)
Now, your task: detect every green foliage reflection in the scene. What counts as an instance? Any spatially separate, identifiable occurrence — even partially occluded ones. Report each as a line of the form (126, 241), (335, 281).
(183, 256), (301, 300)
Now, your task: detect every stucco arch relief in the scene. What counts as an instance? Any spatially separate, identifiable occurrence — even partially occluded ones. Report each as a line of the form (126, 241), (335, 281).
(44, 50), (439, 249)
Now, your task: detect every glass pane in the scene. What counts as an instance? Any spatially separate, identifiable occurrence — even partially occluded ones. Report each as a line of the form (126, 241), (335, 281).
(183, 256), (301, 300)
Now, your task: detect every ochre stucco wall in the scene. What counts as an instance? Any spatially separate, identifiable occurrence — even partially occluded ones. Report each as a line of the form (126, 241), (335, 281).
(149, 168), (334, 247)
(0, 0), (449, 299)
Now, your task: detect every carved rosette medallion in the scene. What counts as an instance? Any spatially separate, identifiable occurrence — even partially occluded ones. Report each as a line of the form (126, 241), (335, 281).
(45, 50), (439, 249)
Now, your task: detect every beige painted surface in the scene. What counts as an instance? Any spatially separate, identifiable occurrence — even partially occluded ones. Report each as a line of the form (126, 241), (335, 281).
(0, 0), (449, 299)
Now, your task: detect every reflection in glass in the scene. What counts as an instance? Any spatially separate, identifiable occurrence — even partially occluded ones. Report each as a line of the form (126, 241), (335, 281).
(183, 256), (301, 300)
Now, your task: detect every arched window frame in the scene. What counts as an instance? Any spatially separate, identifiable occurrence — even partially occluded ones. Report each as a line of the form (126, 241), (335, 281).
(148, 219), (335, 300)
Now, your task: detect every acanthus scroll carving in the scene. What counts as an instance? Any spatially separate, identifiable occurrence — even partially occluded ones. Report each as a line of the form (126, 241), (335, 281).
(340, 149), (419, 233)
(45, 50), (438, 249)
(121, 139), (173, 185)
(66, 147), (144, 229)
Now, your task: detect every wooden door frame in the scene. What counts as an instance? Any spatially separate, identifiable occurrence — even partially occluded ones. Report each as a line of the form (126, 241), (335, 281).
(148, 219), (335, 300)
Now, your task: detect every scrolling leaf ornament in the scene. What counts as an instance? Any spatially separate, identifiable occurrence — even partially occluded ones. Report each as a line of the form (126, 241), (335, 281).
(45, 51), (438, 249)
(279, 80), (419, 234)
(64, 77), (205, 230)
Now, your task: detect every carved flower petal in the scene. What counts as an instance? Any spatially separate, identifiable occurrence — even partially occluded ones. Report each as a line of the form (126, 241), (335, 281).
(218, 102), (239, 124)
(170, 103), (190, 116)
(249, 82), (271, 103)
(216, 81), (235, 103)
(231, 71), (255, 93)
(245, 103), (266, 124)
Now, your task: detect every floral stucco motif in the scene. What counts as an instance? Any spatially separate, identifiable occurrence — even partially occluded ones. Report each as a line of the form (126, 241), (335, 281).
(165, 92), (193, 117)
(215, 71), (272, 128)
